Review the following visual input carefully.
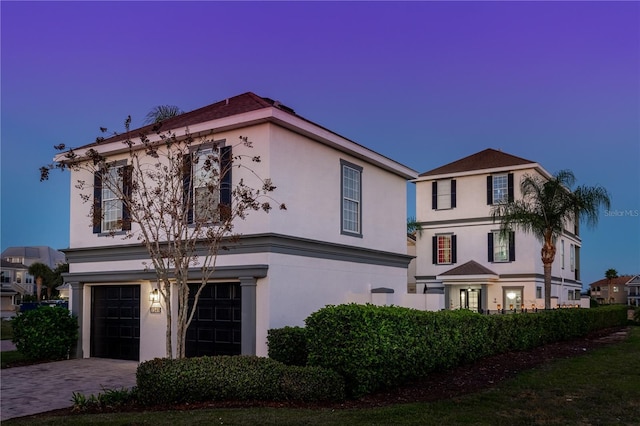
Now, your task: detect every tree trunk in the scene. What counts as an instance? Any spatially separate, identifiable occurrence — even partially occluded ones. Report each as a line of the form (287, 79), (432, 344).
(541, 237), (556, 310)
(163, 280), (173, 358)
(36, 277), (42, 301)
(543, 261), (552, 309)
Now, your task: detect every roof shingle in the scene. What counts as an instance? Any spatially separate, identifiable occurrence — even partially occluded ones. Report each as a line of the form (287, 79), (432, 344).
(440, 260), (497, 276)
(419, 148), (535, 177)
(81, 92), (292, 148)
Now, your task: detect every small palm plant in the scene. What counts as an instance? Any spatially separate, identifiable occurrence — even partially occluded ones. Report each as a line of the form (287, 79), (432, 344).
(144, 105), (184, 124)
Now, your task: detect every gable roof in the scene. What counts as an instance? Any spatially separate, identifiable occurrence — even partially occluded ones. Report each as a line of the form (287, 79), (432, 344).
(589, 275), (639, 288)
(1, 259), (27, 269)
(62, 92), (418, 180)
(440, 260), (497, 276)
(419, 148), (536, 177)
(80, 92), (289, 148)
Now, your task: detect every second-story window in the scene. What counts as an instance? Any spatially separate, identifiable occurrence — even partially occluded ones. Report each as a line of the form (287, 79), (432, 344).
(488, 231), (515, 262)
(193, 147), (220, 222)
(487, 173), (514, 205)
(341, 160), (362, 237)
(432, 234), (457, 265)
(570, 244), (575, 272)
(432, 179), (456, 210)
(102, 165), (125, 231)
(93, 160), (132, 234)
(184, 142), (232, 224)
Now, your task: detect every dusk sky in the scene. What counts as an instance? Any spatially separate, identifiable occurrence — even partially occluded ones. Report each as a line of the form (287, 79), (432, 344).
(1, 1), (638, 287)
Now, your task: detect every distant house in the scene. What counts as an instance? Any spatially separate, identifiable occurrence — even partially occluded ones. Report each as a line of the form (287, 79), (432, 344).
(58, 92), (418, 361)
(626, 276), (640, 307)
(412, 149), (584, 312)
(589, 275), (640, 305)
(0, 247), (66, 316)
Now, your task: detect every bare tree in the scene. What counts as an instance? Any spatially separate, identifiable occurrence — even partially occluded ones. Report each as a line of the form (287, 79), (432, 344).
(41, 119), (285, 358)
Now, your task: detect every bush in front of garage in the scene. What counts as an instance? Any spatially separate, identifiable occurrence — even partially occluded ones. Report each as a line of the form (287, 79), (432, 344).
(11, 306), (78, 361)
(135, 355), (345, 405)
(267, 326), (309, 366)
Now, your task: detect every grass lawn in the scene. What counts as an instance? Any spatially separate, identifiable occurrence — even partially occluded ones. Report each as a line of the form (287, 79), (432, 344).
(0, 350), (30, 369)
(4, 327), (639, 425)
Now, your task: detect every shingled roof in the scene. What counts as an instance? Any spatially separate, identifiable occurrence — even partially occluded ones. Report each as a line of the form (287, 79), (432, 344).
(588, 275), (638, 289)
(79, 92), (296, 148)
(440, 260), (497, 276)
(419, 148), (535, 177)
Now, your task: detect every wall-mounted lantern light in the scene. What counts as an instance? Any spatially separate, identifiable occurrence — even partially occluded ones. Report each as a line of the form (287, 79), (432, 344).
(150, 288), (161, 314)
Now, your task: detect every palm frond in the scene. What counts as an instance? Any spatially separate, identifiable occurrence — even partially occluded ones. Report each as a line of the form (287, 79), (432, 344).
(144, 105), (185, 125)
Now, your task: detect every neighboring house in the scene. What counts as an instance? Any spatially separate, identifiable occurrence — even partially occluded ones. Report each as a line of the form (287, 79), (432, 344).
(412, 149), (583, 313)
(0, 247), (66, 315)
(60, 92), (418, 361)
(626, 276), (640, 307)
(589, 275), (639, 305)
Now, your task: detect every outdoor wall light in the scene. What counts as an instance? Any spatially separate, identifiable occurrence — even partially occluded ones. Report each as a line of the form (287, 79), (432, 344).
(150, 289), (161, 314)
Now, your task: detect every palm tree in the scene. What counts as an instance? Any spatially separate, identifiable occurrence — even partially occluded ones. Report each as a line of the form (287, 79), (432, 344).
(144, 105), (184, 124)
(27, 262), (53, 301)
(47, 263), (69, 299)
(491, 170), (610, 309)
(407, 216), (423, 237)
(605, 268), (618, 304)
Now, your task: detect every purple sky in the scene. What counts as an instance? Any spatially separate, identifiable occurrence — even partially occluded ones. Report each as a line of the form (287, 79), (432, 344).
(1, 1), (638, 286)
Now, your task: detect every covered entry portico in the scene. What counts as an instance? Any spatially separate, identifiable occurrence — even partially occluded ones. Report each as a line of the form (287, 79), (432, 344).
(438, 260), (498, 313)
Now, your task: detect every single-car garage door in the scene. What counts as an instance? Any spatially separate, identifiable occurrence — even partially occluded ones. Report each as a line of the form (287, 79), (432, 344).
(186, 282), (241, 357)
(91, 285), (140, 361)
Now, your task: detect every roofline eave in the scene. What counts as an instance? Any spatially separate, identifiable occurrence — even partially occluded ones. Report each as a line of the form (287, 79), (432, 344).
(55, 106), (418, 180)
(412, 163), (552, 183)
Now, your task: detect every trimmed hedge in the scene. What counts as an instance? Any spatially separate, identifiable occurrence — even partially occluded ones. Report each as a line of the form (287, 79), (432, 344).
(267, 326), (308, 366)
(11, 306), (78, 361)
(136, 355), (345, 405)
(304, 303), (628, 397)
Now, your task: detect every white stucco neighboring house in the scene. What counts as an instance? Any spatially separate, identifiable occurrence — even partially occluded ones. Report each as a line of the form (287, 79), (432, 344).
(412, 149), (583, 313)
(58, 92), (418, 361)
(1, 246), (67, 316)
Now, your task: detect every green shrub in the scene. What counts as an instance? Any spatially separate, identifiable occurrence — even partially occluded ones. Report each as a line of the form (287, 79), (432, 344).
(135, 355), (344, 405)
(267, 326), (308, 366)
(304, 303), (629, 398)
(11, 306), (78, 361)
(72, 387), (135, 412)
(305, 304), (450, 397)
(1, 318), (13, 340)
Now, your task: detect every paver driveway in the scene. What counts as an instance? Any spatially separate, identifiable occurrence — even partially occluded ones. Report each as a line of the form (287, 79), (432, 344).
(1, 358), (138, 421)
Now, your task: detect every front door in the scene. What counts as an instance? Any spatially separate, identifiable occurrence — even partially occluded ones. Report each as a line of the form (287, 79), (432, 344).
(186, 282), (241, 357)
(460, 288), (481, 312)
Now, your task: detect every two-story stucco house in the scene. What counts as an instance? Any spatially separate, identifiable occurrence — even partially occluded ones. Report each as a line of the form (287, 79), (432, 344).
(413, 149), (582, 312)
(60, 92), (418, 361)
(589, 275), (640, 305)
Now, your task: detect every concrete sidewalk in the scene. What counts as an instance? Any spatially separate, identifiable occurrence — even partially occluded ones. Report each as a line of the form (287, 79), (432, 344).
(1, 340), (16, 352)
(1, 358), (138, 421)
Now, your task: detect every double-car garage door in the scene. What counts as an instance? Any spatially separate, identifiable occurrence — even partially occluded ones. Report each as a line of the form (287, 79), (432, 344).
(91, 283), (240, 360)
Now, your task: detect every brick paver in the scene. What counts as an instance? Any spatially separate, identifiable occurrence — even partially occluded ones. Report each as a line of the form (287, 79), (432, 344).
(1, 358), (137, 421)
